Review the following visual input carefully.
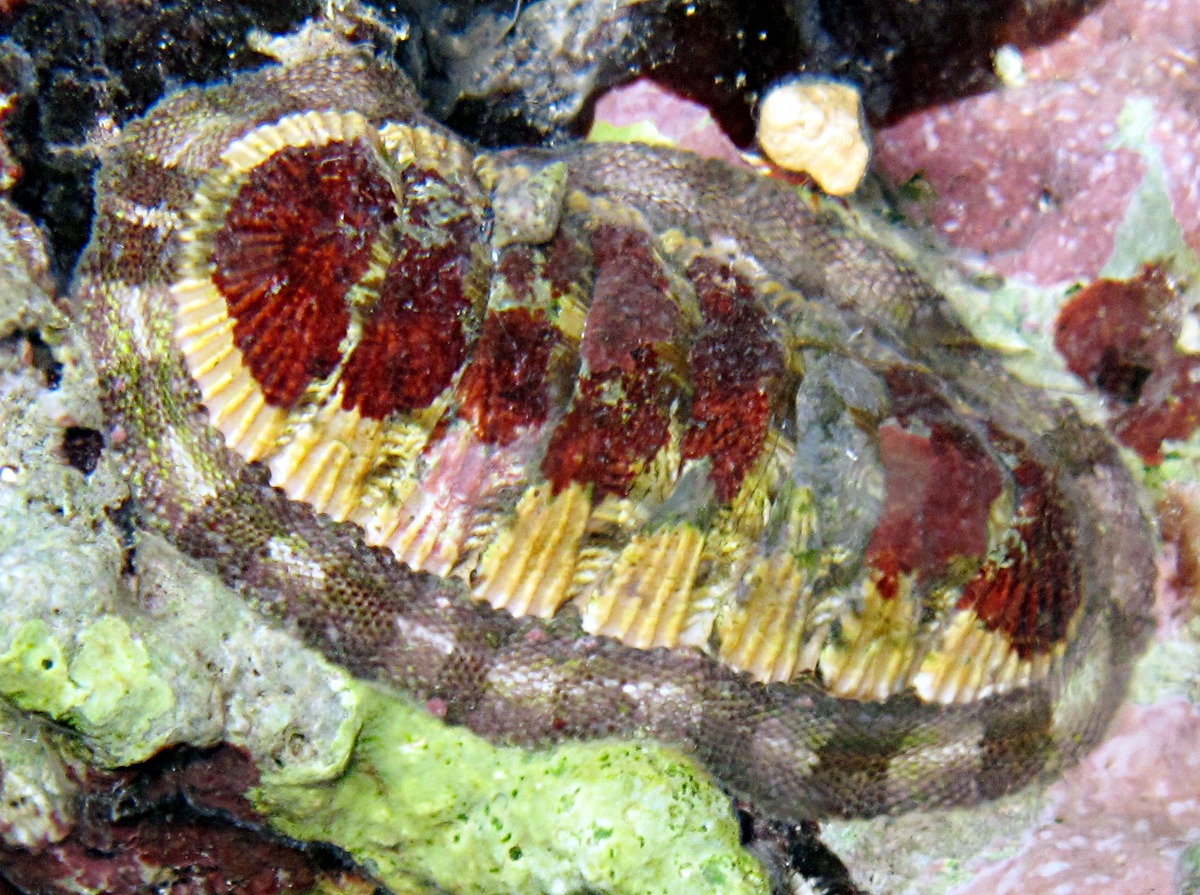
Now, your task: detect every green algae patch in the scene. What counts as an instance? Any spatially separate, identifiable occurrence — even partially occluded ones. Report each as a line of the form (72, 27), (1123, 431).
(1106, 97), (1200, 284)
(0, 619), (77, 717)
(0, 617), (174, 746)
(71, 616), (175, 733)
(256, 682), (769, 895)
(588, 118), (676, 149)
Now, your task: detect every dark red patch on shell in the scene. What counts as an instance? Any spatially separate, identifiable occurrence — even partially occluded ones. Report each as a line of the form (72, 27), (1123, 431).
(544, 228), (594, 299)
(340, 235), (476, 419)
(496, 246), (539, 304)
(582, 225), (679, 375)
(211, 140), (396, 407)
(958, 460), (1080, 658)
(542, 348), (675, 499)
(1055, 264), (1200, 463)
(458, 308), (558, 444)
(681, 257), (784, 502)
(866, 423), (1003, 596)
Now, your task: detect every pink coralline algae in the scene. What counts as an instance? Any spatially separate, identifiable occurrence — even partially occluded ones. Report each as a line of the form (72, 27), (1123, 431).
(589, 79), (749, 168)
(875, 0), (1200, 284)
(955, 700), (1200, 895)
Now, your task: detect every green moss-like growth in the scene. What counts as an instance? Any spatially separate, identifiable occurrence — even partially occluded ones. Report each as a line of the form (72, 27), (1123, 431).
(257, 682), (769, 895)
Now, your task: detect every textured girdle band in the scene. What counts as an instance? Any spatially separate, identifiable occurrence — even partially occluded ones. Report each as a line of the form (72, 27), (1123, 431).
(76, 41), (1155, 821)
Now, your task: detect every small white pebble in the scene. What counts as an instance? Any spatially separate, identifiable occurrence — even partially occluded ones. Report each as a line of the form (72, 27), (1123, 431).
(994, 44), (1029, 87)
(1178, 312), (1200, 354)
(0, 465), (18, 483)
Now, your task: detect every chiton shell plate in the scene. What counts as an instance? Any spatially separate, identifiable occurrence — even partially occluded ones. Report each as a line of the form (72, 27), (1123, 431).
(166, 101), (1090, 706)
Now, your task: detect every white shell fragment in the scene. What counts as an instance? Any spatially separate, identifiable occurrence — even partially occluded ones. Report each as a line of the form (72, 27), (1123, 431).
(756, 77), (870, 196)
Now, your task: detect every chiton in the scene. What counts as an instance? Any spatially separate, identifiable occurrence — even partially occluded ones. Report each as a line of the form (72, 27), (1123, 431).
(166, 100), (1110, 701)
(77, 42), (1155, 821)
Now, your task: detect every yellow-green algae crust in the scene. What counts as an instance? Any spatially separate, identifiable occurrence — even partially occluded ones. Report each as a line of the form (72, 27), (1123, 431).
(0, 299), (768, 894)
(0, 616), (173, 741)
(258, 681), (768, 895)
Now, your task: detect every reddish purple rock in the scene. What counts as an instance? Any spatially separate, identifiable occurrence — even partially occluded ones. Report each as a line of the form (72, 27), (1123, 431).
(1055, 264), (1200, 464)
(0, 747), (378, 895)
(875, 0), (1200, 283)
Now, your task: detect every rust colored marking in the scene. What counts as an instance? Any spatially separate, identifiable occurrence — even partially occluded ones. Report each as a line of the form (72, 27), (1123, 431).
(211, 140), (396, 407)
(341, 235), (475, 419)
(681, 257), (784, 502)
(458, 308), (559, 444)
(958, 460), (1080, 658)
(544, 228), (593, 299)
(105, 214), (172, 293)
(683, 364), (772, 503)
(582, 225), (679, 375)
(1055, 264), (1200, 463)
(866, 423), (1003, 592)
(496, 246), (539, 304)
(542, 348), (675, 499)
